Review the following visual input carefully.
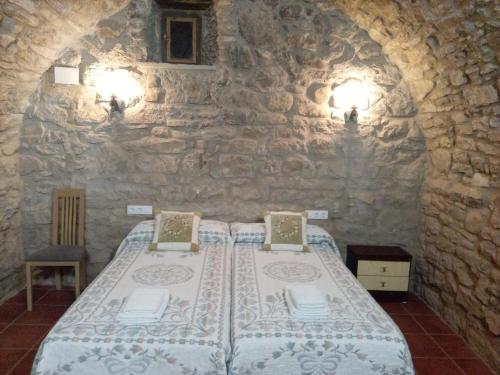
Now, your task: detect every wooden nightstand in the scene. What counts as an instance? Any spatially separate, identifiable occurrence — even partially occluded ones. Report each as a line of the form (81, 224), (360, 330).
(346, 244), (412, 302)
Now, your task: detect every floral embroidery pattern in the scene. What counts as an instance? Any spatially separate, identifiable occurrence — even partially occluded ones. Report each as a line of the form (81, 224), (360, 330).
(272, 215), (301, 241)
(132, 264), (194, 286)
(230, 341), (413, 375)
(35, 344), (225, 375)
(230, 341), (367, 374)
(231, 239), (414, 374)
(33, 221), (231, 375)
(263, 261), (322, 282)
(158, 214), (193, 243)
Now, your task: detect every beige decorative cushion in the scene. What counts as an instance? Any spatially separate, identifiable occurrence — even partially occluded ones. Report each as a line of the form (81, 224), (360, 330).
(263, 211), (309, 252)
(149, 210), (202, 251)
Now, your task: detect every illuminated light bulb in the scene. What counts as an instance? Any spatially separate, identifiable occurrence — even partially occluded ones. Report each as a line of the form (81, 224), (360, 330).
(92, 68), (144, 107)
(331, 79), (370, 111)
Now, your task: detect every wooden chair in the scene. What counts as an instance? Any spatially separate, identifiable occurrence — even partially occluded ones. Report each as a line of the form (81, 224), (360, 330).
(25, 188), (86, 311)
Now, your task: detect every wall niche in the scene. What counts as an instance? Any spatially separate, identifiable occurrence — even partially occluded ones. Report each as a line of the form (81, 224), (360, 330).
(148, 0), (218, 65)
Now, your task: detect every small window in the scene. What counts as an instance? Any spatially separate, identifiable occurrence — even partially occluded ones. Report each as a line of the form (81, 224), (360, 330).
(165, 15), (199, 64)
(153, 0), (216, 65)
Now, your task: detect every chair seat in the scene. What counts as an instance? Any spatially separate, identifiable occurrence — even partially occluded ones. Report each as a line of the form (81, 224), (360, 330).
(25, 245), (86, 262)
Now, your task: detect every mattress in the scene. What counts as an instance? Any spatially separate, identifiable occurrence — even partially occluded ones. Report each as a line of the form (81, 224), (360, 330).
(229, 234), (414, 374)
(32, 220), (232, 375)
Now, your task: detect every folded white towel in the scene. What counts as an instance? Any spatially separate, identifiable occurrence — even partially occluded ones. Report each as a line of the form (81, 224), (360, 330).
(287, 285), (328, 310)
(117, 288), (170, 323)
(285, 287), (330, 321)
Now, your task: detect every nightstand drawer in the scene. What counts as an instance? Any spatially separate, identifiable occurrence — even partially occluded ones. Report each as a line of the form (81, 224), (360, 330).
(357, 260), (410, 277)
(358, 276), (409, 291)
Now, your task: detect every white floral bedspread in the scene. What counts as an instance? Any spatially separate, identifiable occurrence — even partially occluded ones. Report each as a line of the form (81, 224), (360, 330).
(32, 220), (232, 375)
(229, 241), (414, 375)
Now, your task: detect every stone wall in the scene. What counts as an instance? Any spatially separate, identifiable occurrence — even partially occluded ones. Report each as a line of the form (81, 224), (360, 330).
(333, 0), (500, 370)
(19, 0), (424, 282)
(0, 0), (128, 300)
(0, 0), (497, 371)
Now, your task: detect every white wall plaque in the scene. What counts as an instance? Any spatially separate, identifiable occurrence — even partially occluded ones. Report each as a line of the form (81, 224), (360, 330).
(53, 66), (79, 85)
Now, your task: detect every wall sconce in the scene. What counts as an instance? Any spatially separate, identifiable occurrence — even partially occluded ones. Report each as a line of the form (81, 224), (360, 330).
(86, 67), (144, 116)
(331, 78), (370, 126)
(344, 106), (358, 124)
(109, 95), (122, 114)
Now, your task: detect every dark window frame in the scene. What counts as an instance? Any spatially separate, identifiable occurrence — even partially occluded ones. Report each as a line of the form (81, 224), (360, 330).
(162, 12), (201, 64)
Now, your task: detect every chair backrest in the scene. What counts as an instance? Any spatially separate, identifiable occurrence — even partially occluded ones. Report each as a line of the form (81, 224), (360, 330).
(51, 188), (85, 246)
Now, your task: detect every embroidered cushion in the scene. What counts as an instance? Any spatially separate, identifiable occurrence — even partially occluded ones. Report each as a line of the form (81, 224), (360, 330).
(149, 210), (202, 251)
(263, 211), (309, 252)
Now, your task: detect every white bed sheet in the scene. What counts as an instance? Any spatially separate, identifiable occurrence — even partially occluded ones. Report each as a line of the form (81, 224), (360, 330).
(229, 240), (414, 375)
(32, 220), (232, 375)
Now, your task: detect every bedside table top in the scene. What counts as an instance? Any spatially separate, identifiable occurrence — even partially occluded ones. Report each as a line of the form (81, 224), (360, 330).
(347, 244), (412, 261)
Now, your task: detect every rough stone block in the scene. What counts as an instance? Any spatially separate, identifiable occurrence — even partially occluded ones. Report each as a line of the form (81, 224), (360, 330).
(485, 309), (500, 335)
(431, 148), (451, 173)
(265, 93), (294, 113)
(464, 209), (485, 234)
(449, 70), (468, 86)
(133, 154), (178, 174)
(385, 85), (418, 117)
(238, 9), (277, 48)
(219, 154), (255, 177)
(464, 85), (498, 106)
(123, 137), (187, 154)
(281, 155), (314, 176)
(269, 137), (305, 154)
(18, 155), (45, 175)
(227, 45), (253, 69)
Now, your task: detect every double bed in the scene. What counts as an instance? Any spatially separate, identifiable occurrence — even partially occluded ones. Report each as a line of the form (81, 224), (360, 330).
(229, 223), (414, 375)
(32, 220), (413, 375)
(32, 220), (232, 375)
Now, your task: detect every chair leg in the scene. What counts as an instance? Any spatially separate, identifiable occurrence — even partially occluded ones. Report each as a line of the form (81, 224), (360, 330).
(80, 260), (86, 290)
(26, 263), (33, 312)
(74, 262), (81, 298)
(55, 268), (62, 290)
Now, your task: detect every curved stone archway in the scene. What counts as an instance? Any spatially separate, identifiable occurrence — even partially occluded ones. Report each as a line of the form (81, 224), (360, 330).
(335, 1), (499, 368)
(0, 0), (128, 301)
(0, 0), (498, 370)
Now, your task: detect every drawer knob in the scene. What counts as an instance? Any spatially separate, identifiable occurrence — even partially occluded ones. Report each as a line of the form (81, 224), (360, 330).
(381, 266), (387, 273)
(380, 281), (386, 287)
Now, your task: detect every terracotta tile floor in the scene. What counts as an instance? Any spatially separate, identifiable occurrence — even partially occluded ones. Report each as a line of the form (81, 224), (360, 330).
(380, 294), (496, 375)
(0, 288), (495, 375)
(0, 286), (75, 375)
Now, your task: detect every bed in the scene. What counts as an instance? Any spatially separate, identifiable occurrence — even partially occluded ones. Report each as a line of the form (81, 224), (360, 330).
(32, 220), (232, 375)
(229, 223), (414, 375)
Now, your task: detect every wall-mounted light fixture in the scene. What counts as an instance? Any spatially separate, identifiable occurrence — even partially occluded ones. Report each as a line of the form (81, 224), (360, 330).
(344, 105), (358, 124)
(109, 95), (122, 114)
(331, 78), (370, 125)
(85, 67), (144, 116)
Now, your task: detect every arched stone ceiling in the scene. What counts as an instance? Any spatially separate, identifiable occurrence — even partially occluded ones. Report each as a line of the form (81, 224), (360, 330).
(0, 0), (129, 300)
(336, 0), (498, 122)
(1, 0), (129, 114)
(2, 2), (496, 160)
(335, 1), (499, 368)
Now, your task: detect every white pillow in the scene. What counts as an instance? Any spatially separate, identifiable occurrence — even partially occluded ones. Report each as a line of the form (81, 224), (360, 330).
(230, 222), (266, 243)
